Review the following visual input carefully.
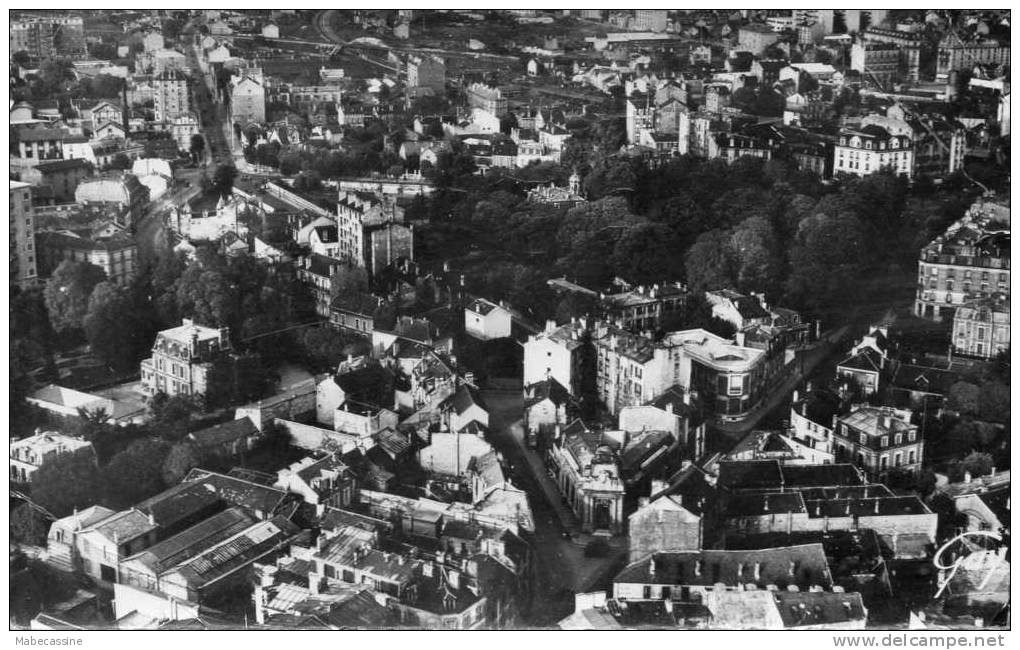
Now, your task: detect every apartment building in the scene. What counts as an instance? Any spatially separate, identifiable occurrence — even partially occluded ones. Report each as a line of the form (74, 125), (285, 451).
(10, 181), (38, 287)
(915, 197), (1010, 322)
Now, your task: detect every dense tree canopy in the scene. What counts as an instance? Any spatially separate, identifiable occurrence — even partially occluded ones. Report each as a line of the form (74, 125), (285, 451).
(44, 260), (107, 335)
(31, 452), (104, 518)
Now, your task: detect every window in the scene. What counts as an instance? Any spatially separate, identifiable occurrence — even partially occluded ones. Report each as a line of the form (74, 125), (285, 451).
(894, 434), (902, 445)
(880, 436), (889, 448)
(894, 452), (902, 467)
(908, 450), (916, 464)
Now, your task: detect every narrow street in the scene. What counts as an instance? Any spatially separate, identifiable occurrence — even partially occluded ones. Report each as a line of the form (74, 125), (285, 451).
(482, 388), (629, 627)
(710, 325), (851, 448)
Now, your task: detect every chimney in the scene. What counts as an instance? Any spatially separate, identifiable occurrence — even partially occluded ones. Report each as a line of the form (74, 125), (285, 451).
(545, 319), (556, 334)
(649, 556), (656, 576)
(754, 562), (762, 581)
(309, 571), (320, 595)
(788, 561), (796, 577)
(874, 499), (880, 514)
(964, 471), (972, 484)
(695, 560), (702, 577)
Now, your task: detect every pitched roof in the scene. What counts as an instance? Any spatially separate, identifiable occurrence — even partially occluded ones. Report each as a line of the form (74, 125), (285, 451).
(717, 460), (864, 492)
(83, 508), (158, 544)
(183, 468), (290, 515)
(523, 377), (571, 408)
(188, 417), (260, 448)
(439, 384), (486, 416)
(889, 363), (958, 395)
(330, 291), (380, 316)
(122, 507), (256, 574)
(326, 589), (398, 629)
(466, 297), (503, 316)
(134, 480), (224, 530)
(167, 516), (301, 589)
(775, 591), (867, 628)
(838, 349), (883, 373)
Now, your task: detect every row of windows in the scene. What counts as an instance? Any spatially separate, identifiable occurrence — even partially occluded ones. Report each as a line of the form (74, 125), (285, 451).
(928, 267), (1005, 282)
(878, 449), (917, 469)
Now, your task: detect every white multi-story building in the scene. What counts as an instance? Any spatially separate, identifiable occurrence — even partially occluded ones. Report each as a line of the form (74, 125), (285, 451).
(10, 430), (96, 483)
(833, 125), (913, 179)
(140, 319), (232, 398)
(523, 319), (588, 397)
(230, 75), (266, 126)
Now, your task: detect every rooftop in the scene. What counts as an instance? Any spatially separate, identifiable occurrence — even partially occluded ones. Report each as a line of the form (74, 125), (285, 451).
(168, 516), (301, 589)
(122, 507), (256, 574)
(615, 544), (832, 589)
(188, 417), (260, 449)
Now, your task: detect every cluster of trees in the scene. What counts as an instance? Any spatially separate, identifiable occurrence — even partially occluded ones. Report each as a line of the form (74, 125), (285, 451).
(19, 397), (294, 527)
(416, 151), (985, 328)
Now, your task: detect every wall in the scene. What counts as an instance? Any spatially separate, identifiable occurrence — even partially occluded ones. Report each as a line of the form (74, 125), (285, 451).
(113, 582), (199, 622)
(629, 506), (701, 562)
(234, 378), (316, 431)
(277, 419), (361, 453)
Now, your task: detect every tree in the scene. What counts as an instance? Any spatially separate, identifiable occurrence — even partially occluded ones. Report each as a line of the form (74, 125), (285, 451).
(31, 453), (104, 518)
(189, 133), (205, 162)
(108, 153), (132, 170)
(43, 260), (107, 336)
(149, 393), (201, 441)
(85, 282), (147, 371)
(947, 381), (980, 415)
(977, 381), (1010, 423)
(785, 212), (866, 314)
(329, 264), (370, 299)
(211, 163), (238, 197)
(293, 170), (322, 192)
(730, 215), (782, 294)
(256, 420), (293, 456)
(298, 326), (349, 371)
(102, 439), (172, 509)
(161, 441), (205, 485)
(11, 504), (50, 545)
(684, 229), (737, 293)
(961, 451), (995, 479)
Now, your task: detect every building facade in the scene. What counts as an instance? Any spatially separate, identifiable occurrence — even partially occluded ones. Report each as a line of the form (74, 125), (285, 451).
(10, 181), (38, 287)
(153, 69), (190, 123)
(547, 422), (625, 534)
(140, 319), (232, 398)
(915, 197), (1010, 322)
(10, 430), (96, 484)
(35, 231), (137, 285)
(833, 125), (913, 179)
(833, 406), (923, 479)
(950, 298), (1009, 359)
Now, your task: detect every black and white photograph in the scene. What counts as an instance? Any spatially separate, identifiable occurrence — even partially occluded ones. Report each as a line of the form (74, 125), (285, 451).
(6, 5), (1012, 637)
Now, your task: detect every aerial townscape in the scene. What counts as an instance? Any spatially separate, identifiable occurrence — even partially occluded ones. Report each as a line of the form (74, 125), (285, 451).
(8, 9), (1011, 632)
